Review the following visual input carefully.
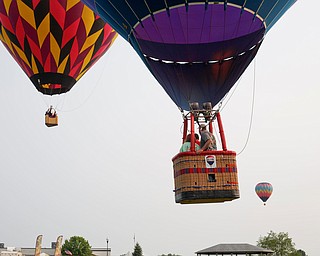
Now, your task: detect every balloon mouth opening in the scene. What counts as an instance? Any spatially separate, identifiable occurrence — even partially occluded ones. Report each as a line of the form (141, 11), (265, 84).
(41, 83), (62, 90)
(134, 4), (265, 44)
(30, 73), (76, 95)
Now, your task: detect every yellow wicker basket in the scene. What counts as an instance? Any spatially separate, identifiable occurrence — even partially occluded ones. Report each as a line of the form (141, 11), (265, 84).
(45, 114), (58, 127)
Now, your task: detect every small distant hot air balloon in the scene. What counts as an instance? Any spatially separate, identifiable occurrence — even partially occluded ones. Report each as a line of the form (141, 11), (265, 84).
(0, 0), (117, 126)
(255, 182), (273, 205)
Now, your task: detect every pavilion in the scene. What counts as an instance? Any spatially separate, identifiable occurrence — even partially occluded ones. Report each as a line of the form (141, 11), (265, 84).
(195, 243), (274, 255)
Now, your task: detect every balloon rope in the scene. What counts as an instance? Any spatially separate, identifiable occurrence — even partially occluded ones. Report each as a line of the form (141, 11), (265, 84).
(220, 75), (243, 112)
(237, 57), (256, 155)
(39, 92), (50, 109)
(56, 91), (67, 111)
(57, 61), (108, 113)
(39, 93), (60, 111)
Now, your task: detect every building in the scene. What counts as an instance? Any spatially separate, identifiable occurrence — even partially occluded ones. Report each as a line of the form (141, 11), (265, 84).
(0, 243), (111, 256)
(195, 243), (274, 255)
(0, 246), (23, 256)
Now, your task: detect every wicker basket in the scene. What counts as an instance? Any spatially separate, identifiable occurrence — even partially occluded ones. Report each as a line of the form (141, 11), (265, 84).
(45, 114), (58, 127)
(172, 151), (240, 204)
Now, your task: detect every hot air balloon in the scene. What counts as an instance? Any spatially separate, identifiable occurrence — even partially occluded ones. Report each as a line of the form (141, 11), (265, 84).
(80, 0), (295, 204)
(255, 182), (273, 205)
(0, 0), (117, 126)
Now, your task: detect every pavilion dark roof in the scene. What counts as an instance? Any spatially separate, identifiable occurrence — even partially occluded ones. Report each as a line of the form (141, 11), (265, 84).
(196, 243), (274, 255)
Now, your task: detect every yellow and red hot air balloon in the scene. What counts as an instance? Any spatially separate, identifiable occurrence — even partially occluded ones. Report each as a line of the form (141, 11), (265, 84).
(0, 0), (117, 126)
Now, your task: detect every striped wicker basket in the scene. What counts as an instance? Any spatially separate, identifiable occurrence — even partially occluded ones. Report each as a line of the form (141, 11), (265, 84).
(172, 151), (240, 204)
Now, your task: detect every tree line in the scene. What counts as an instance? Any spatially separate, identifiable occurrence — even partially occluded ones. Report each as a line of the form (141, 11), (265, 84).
(61, 231), (308, 256)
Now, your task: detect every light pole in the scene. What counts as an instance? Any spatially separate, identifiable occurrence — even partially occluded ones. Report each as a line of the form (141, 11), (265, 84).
(106, 238), (109, 256)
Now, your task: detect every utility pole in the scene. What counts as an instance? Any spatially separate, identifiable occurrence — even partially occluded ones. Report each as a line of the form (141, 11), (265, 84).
(133, 234), (135, 247)
(106, 238), (109, 256)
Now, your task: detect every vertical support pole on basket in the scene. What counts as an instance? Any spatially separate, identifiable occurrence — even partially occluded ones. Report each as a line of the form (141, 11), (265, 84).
(183, 117), (188, 144)
(209, 119), (213, 134)
(216, 111), (227, 151)
(190, 112), (195, 152)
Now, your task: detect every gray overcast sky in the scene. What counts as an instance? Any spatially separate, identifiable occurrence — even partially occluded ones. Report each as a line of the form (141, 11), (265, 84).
(0, 1), (318, 256)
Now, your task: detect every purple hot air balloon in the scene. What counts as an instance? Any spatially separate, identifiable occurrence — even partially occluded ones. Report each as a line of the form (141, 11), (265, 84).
(80, 0), (296, 111)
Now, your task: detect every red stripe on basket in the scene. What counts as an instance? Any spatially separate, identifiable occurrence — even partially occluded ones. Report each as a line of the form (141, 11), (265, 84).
(174, 167), (237, 177)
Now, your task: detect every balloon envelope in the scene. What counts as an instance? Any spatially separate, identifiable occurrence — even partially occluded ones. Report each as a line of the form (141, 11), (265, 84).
(81, 0), (296, 110)
(255, 182), (273, 203)
(0, 0), (117, 95)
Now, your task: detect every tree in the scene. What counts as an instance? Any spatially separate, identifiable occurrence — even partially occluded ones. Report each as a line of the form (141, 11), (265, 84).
(296, 249), (307, 256)
(62, 236), (92, 256)
(132, 243), (143, 256)
(257, 231), (299, 256)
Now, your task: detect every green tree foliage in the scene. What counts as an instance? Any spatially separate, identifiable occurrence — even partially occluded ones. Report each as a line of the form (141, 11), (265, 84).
(62, 236), (92, 256)
(132, 243), (143, 256)
(296, 249), (307, 256)
(257, 231), (302, 256)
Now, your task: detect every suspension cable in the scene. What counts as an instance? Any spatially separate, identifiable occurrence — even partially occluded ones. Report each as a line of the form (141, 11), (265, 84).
(220, 75), (243, 112)
(57, 59), (110, 113)
(237, 57), (257, 155)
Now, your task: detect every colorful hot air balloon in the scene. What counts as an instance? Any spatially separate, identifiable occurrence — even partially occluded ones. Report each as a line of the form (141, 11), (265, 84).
(80, 0), (296, 110)
(255, 182), (273, 205)
(0, 0), (117, 96)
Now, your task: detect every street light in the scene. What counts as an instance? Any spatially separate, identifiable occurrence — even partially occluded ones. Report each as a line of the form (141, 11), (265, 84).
(106, 238), (109, 256)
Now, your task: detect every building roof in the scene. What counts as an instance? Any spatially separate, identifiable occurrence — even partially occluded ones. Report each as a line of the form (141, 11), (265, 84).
(195, 243), (274, 255)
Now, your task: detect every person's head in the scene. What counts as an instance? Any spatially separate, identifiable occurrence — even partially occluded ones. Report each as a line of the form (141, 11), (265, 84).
(185, 134), (192, 142)
(195, 134), (199, 140)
